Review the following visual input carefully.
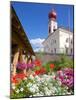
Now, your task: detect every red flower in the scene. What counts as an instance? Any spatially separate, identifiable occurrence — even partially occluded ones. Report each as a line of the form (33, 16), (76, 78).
(50, 64), (55, 69)
(34, 59), (41, 66)
(11, 76), (18, 84)
(15, 73), (26, 79)
(35, 67), (46, 75)
(11, 73), (27, 84)
(32, 73), (36, 77)
(40, 67), (46, 74)
(35, 70), (40, 75)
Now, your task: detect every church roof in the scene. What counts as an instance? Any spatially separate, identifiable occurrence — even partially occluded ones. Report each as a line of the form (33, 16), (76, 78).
(59, 27), (73, 34)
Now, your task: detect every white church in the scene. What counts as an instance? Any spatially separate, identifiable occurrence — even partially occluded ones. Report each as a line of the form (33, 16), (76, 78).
(43, 9), (73, 55)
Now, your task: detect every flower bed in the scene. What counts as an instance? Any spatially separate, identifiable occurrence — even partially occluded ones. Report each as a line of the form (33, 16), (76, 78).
(11, 56), (74, 98)
(11, 68), (74, 98)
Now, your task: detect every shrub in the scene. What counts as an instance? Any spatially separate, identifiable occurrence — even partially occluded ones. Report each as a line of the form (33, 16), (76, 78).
(43, 54), (73, 72)
(59, 54), (73, 68)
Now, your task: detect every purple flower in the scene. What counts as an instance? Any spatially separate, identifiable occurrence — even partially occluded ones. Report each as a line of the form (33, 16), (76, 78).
(16, 62), (27, 70)
(17, 61), (35, 70)
(27, 63), (34, 69)
(56, 68), (74, 88)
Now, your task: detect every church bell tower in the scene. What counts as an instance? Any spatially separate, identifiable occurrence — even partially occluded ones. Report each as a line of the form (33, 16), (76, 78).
(48, 9), (58, 35)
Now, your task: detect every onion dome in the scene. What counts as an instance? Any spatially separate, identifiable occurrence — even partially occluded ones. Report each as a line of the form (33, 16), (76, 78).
(48, 9), (57, 19)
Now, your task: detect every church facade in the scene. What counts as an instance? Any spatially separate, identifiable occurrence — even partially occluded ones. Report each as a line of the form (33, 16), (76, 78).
(43, 9), (73, 55)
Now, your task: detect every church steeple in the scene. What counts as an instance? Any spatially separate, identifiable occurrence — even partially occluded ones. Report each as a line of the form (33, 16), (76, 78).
(48, 9), (58, 35)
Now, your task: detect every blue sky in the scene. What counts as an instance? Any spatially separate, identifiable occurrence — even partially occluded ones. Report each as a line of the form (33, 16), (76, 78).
(11, 2), (74, 52)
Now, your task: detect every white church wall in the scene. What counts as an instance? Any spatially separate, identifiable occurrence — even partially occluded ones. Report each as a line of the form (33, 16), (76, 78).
(49, 29), (59, 54)
(43, 28), (73, 55)
(43, 29), (60, 54)
(59, 29), (73, 55)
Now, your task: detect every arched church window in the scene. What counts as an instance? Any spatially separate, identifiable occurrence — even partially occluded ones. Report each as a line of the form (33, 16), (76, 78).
(66, 48), (68, 54)
(51, 50), (53, 53)
(55, 40), (56, 43)
(53, 26), (56, 32)
(71, 48), (72, 54)
(49, 27), (50, 33)
(71, 39), (73, 44)
(54, 48), (56, 53)
(66, 38), (69, 42)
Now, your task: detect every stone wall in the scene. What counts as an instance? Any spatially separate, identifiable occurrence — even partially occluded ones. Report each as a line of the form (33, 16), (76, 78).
(35, 52), (73, 63)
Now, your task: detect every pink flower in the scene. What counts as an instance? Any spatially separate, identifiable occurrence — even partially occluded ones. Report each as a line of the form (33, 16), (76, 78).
(56, 68), (74, 88)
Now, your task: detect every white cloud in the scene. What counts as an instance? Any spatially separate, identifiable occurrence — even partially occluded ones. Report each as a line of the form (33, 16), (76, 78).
(34, 47), (44, 52)
(30, 38), (45, 52)
(34, 48), (41, 52)
(30, 38), (45, 47)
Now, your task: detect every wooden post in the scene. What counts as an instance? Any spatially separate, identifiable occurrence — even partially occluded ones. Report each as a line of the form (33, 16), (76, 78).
(12, 51), (19, 76)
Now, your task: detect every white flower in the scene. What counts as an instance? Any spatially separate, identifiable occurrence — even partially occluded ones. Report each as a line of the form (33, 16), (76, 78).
(41, 78), (45, 83)
(51, 72), (56, 79)
(29, 75), (34, 80)
(28, 84), (39, 93)
(21, 73), (72, 96)
(34, 76), (41, 83)
(43, 74), (48, 78)
(66, 86), (69, 89)
(45, 91), (51, 96)
(33, 84), (39, 92)
(44, 82), (47, 85)
(33, 94), (37, 97)
(57, 80), (62, 86)
(35, 75), (39, 80)
(39, 92), (44, 96)
(50, 88), (55, 94)
(12, 83), (16, 90)
(29, 95), (32, 97)
(16, 89), (19, 94)
(23, 77), (27, 80)
(20, 88), (24, 92)
(44, 87), (49, 91)
(27, 82), (32, 88)
(35, 92), (40, 96)
(29, 87), (36, 93)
